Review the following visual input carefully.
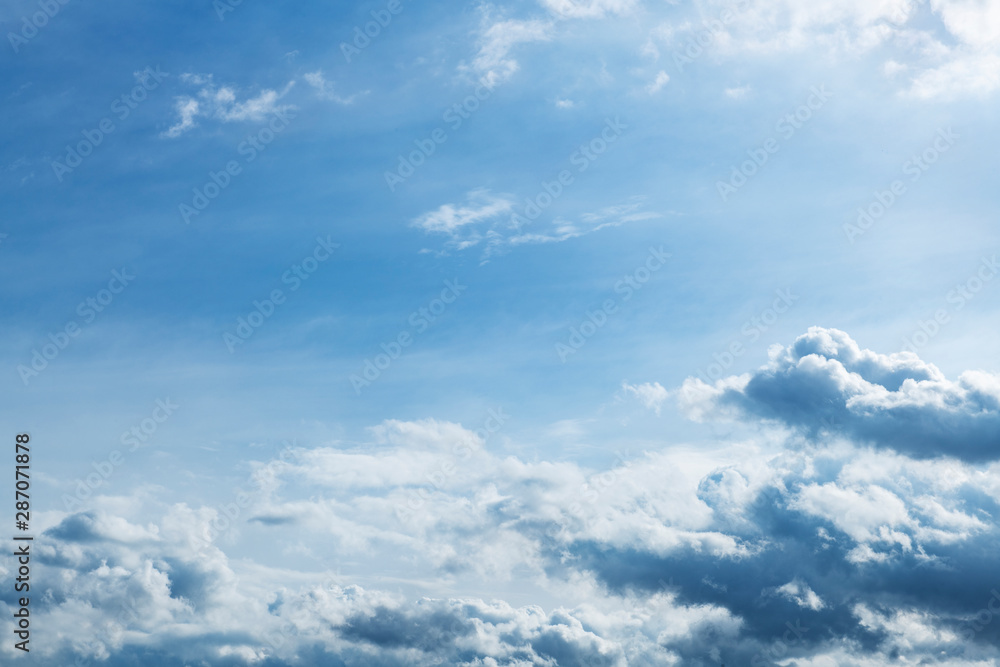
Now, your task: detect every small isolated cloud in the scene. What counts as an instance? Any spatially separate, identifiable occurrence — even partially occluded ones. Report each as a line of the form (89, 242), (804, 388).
(724, 84), (751, 99)
(774, 579), (826, 611)
(622, 381), (669, 415)
(679, 326), (1000, 461)
(556, 98), (576, 108)
(646, 70), (670, 94)
(411, 188), (515, 240)
(162, 74), (295, 138)
(303, 70), (365, 104)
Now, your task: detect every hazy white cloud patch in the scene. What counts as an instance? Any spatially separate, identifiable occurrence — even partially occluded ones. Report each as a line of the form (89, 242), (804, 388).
(622, 381), (669, 414)
(413, 192), (661, 260)
(162, 74), (296, 138)
(303, 70), (367, 104)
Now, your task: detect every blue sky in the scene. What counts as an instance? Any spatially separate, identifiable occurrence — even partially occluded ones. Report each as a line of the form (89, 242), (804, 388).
(3, 0), (1000, 664)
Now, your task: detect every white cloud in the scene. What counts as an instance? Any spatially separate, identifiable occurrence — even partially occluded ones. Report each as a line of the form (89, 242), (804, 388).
(162, 75), (296, 138)
(468, 0), (637, 86)
(622, 381), (669, 414)
(679, 326), (1000, 461)
(540, 0), (638, 19)
(775, 579), (826, 610)
(646, 70), (670, 93)
(471, 17), (553, 86)
(414, 192), (661, 260)
(505, 199), (663, 251)
(303, 70), (365, 104)
(906, 51), (1000, 98)
(647, 0), (1000, 98)
(13, 405), (1000, 665)
(162, 98), (200, 139)
(411, 188), (515, 236)
(724, 84), (751, 98)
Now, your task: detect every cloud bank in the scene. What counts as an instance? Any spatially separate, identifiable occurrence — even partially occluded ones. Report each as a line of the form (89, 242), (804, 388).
(6, 344), (1000, 666)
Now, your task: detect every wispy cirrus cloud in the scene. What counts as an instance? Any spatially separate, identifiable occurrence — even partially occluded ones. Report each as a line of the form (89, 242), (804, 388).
(412, 191), (662, 259)
(303, 70), (367, 105)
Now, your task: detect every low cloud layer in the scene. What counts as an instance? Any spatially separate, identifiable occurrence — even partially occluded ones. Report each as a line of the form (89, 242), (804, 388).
(5, 372), (1000, 665)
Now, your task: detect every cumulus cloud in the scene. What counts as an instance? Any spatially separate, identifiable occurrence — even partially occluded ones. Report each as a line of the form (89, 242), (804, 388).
(680, 326), (1000, 461)
(774, 579), (826, 611)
